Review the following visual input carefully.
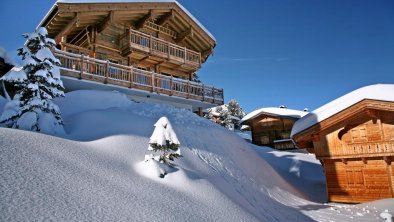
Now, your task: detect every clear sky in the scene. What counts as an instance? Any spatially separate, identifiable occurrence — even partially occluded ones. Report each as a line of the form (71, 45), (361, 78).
(0, 0), (393, 113)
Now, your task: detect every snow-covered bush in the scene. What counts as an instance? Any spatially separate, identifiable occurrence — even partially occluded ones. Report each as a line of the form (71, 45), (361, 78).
(0, 27), (65, 135)
(204, 99), (245, 130)
(148, 116), (181, 163)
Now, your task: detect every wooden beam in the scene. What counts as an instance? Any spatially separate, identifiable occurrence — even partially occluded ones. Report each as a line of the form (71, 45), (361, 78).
(202, 47), (213, 60)
(156, 60), (166, 65)
(157, 9), (174, 26)
(139, 55), (150, 62)
(136, 10), (153, 30)
(176, 26), (192, 43)
(312, 134), (320, 142)
(55, 13), (79, 43)
(97, 11), (114, 33)
(384, 156), (392, 165)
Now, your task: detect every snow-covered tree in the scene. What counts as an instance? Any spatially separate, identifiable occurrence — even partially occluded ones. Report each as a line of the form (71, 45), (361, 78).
(148, 117), (181, 165)
(0, 27), (65, 134)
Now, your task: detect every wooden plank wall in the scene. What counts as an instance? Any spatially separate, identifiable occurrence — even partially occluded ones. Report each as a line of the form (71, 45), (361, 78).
(324, 158), (393, 203)
(251, 116), (296, 147)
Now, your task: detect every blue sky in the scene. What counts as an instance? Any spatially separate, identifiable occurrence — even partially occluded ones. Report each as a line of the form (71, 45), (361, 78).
(0, 0), (393, 112)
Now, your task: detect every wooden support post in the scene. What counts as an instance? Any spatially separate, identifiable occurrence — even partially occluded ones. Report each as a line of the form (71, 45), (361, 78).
(221, 89), (224, 104)
(201, 84), (205, 101)
(129, 66), (134, 88)
(79, 54), (84, 79)
(151, 72), (155, 92)
(184, 47), (187, 63)
(384, 156), (392, 165)
(149, 35), (152, 53)
(104, 60), (110, 84)
(186, 81), (190, 99)
(198, 107), (203, 117)
(167, 42), (170, 59)
(170, 75), (173, 96)
(211, 86), (215, 103)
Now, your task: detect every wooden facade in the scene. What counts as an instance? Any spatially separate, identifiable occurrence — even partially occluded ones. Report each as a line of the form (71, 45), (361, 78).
(242, 108), (306, 150)
(38, 1), (223, 109)
(292, 99), (394, 203)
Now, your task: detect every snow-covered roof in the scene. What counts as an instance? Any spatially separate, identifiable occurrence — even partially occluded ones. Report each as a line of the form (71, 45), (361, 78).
(241, 107), (308, 124)
(291, 84), (394, 137)
(1, 66), (26, 82)
(0, 48), (16, 66)
(40, 0), (215, 42)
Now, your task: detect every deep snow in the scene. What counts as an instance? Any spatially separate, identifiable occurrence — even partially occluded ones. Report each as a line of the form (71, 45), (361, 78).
(1, 90), (393, 221)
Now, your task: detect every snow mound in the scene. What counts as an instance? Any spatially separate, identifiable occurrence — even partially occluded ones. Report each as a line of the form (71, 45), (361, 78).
(1, 89), (393, 221)
(54, 90), (133, 116)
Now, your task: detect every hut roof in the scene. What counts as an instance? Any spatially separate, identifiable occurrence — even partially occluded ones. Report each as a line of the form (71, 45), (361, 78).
(291, 84), (394, 137)
(241, 107), (308, 124)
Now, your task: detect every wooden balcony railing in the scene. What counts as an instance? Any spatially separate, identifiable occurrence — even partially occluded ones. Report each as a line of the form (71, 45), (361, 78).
(120, 29), (201, 66)
(323, 141), (394, 159)
(54, 49), (223, 105)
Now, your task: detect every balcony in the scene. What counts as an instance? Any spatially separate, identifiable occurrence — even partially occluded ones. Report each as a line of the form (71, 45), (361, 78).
(120, 29), (201, 69)
(54, 49), (223, 105)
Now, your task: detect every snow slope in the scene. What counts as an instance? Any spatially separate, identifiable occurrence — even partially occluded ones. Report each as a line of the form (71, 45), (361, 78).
(1, 90), (393, 221)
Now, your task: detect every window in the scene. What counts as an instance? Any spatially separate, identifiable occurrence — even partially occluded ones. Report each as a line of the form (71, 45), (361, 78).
(351, 126), (367, 143)
(346, 168), (364, 187)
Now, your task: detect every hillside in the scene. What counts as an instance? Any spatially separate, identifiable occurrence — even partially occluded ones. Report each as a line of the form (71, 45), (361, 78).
(0, 90), (392, 221)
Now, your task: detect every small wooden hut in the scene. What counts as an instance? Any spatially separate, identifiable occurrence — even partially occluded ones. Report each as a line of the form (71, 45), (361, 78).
(291, 84), (394, 203)
(241, 107), (307, 149)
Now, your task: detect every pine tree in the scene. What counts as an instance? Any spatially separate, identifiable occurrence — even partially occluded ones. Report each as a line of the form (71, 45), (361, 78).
(0, 27), (65, 134)
(148, 117), (181, 165)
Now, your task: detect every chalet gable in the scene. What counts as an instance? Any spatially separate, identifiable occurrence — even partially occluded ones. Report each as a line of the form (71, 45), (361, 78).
(39, 0), (216, 61)
(291, 84), (394, 140)
(241, 107), (307, 125)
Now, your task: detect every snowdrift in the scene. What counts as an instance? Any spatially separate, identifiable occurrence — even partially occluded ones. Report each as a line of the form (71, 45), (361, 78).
(1, 90), (392, 221)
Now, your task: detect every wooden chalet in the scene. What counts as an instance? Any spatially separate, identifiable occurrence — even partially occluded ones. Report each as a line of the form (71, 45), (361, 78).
(241, 107), (307, 149)
(291, 84), (394, 203)
(38, 0), (223, 112)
